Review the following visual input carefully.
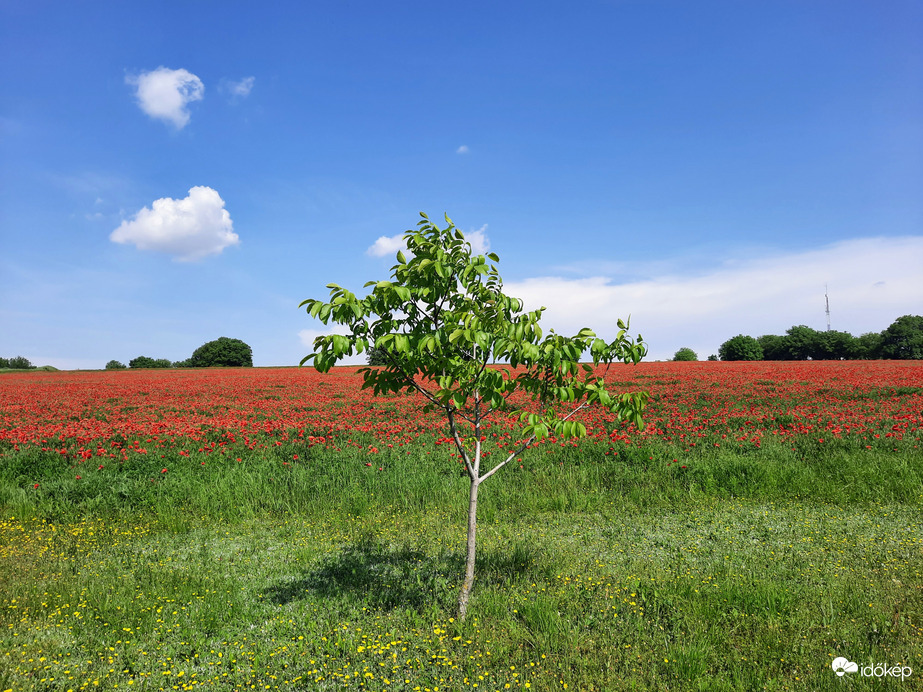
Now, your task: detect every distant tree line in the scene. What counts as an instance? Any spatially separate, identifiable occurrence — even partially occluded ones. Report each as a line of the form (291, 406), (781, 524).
(107, 337), (253, 370)
(717, 315), (923, 361)
(0, 356), (36, 369)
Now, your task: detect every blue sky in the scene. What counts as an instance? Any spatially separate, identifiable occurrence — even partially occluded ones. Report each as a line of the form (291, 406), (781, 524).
(2, 0), (921, 367)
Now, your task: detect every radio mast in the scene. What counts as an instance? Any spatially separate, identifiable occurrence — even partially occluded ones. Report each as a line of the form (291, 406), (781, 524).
(825, 285), (831, 332)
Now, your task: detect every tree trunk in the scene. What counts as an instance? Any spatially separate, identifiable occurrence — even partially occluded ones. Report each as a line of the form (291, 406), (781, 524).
(457, 475), (479, 619)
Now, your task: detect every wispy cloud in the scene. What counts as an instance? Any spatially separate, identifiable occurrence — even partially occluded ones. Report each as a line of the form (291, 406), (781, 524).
(505, 236), (923, 360)
(110, 186), (239, 261)
(221, 76), (255, 101)
(126, 66), (204, 129)
(456, 145), (469, 154)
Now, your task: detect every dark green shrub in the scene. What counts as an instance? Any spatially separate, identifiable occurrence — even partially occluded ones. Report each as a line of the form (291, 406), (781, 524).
(129, 356), (158, 369)
(815, 330), (859, 360)
(779, 325), (815, 360)
(757, 334), (787, 360)
(718, 335), (763, 361)
(7, 356), (34, 369)
(855, 332), (882, 359)
(673, 347), (697, 361)
(189, 337), (253, 368)
(367, 347), (390, 366)
(105, 360), (127, 370)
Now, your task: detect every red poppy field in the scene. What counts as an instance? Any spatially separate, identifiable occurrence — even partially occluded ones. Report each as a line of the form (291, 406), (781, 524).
(2, 360), (921, 466)
(1, 361), (921, 691)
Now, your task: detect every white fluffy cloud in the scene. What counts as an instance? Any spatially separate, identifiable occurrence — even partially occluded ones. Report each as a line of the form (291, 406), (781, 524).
(366, 233), (407, 258)
(110, 186), (239, 261)
(366, 224), (490, 258)
(466, 224), (490, 255)
(505, 236), (923, 361)
(127, 67), (204, 129)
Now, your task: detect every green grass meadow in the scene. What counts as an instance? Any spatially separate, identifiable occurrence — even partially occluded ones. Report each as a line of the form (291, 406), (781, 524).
(1, 430), (922, 691)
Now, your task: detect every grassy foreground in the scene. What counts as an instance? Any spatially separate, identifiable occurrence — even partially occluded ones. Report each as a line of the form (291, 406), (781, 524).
(1, 430), (921, 692)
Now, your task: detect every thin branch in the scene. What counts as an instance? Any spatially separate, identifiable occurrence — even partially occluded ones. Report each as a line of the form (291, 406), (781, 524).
(560, 401), (590, 422)
(447, 408), (475, 479)
(382, 350), (442, 407)
(479, 434), (535, 483)
(453, 408), (477, 426)
(467, 342), (491, 392)
(479, 399), (590, 483)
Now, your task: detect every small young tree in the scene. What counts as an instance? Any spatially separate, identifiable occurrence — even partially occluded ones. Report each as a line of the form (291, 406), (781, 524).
(301, 213), (647, 619)
(672, 347), (697, 361)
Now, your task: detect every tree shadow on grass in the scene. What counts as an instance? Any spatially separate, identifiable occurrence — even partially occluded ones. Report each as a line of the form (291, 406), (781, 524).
(262, 536), (462, 612)
(262, 535), (559, 614)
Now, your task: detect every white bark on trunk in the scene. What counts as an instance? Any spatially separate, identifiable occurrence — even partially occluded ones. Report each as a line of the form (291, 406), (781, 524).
(457, 475), (479, 619)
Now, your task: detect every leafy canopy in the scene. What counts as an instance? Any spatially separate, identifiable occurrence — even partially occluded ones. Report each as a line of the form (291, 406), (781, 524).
(300, 213), (647, 443)
(880, 314), (923, 360)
